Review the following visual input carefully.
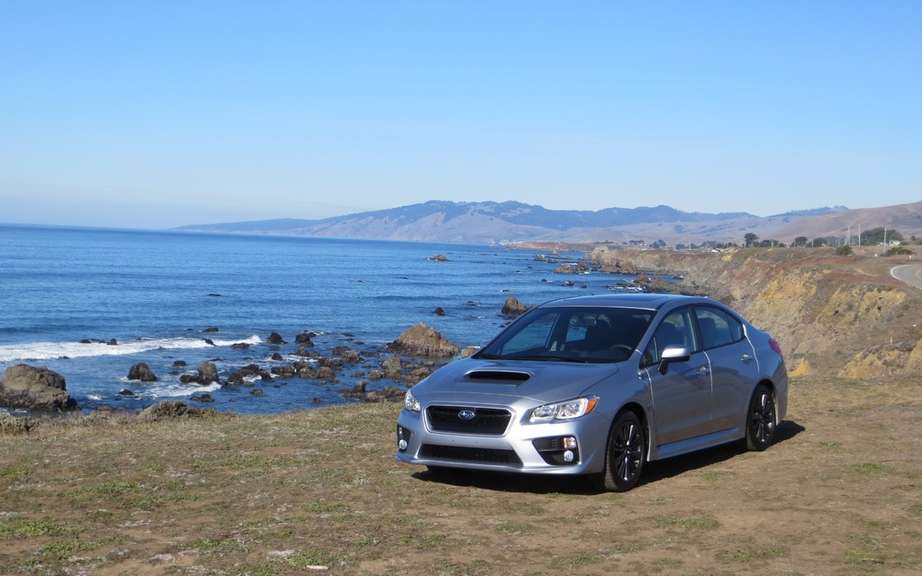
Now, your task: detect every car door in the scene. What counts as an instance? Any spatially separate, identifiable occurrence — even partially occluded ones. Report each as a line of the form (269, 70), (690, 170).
(642, 306), (713, 446)
(694, 306), (758, 433)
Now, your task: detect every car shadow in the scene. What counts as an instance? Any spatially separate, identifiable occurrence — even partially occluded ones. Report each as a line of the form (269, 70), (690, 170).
(411, 420), (805, 495)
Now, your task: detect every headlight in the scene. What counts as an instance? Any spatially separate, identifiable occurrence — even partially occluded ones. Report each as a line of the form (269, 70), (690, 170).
(529, 397), (598, 423)
(404, 390), (421, 413)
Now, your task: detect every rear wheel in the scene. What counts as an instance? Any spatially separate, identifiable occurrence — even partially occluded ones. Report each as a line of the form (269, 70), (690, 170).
(746, 384), (776, 451)
(596, 411), (646, 492)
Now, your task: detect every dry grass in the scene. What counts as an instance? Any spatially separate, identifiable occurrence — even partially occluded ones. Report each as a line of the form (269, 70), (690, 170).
(1, 375), (921, 575)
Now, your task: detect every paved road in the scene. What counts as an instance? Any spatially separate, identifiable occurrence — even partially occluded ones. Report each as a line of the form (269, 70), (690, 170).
(891, 263), (922, 290)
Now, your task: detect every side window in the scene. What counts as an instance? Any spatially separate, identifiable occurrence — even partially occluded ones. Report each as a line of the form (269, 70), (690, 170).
(695, 307), (743, 349)
(641, 308), (697, 366)
(500, 313), (558, 356)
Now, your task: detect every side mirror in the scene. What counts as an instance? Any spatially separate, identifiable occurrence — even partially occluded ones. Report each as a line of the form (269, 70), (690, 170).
(658, 346), (690, 375)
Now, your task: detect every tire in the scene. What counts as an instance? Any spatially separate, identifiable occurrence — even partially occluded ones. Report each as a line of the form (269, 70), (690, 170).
(595, 410), (646, 492)
(746, 384), (777, 451)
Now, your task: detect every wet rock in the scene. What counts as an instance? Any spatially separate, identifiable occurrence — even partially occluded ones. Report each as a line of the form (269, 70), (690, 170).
(501, 295), (528, 317)
(204, 338), (216, 346)
(230, 342), (250, 350)
(139, 401), (214, 420)
(433, 307), (446, 316)
(295, 344), (317, 357)
(403, 365), (432, 385)
(295, 332), (316, 345)
(367, 369), (384, 381)
(428, 254), (449, 262)
(226, 364), (260, 386)
(388, 323), (460, 358)
(250, 388), (265, 397)
(342, 380), (368, 398)
(203, 326), (219, 333)
(190, 393), (214, 403)
(127, 362), (157, 382)
(79, 339), (93, 344)
(333, 346), (361, 364)
(117, 388), (136, 397)
(0, 364), (77, 412)
(316, 366), (336, 382)
(267, 332), (285, 345)
(270, 365), (296, 378)
(172, 360), (187, 368)
(198, 361), (219, 384)
(382, 356), (402, 379)
(270, 352), (284, 361)
(365, 387), (406, 402)
(106, 339), (118, 346)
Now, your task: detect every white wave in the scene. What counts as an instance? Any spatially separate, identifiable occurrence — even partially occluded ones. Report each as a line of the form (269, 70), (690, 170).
(0, 335), (262, 362)
(86, 394), (103, 401)
(143, 381), (221, 398)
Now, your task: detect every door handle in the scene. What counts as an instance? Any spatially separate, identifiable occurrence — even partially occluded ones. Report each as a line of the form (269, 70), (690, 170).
(740, 353), (753, 363)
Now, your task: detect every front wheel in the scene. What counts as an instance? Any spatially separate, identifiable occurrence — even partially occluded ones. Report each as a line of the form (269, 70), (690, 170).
(596, 411), (646, 492)
(746, 384), (777, 451)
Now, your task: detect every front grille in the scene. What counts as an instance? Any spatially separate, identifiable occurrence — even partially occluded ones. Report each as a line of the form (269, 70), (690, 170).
(426, 406), (512, 435)
(419, 444), (522, 467)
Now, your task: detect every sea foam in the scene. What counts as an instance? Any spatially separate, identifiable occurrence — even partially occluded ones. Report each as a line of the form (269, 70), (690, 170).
(0, 335), (262, 363)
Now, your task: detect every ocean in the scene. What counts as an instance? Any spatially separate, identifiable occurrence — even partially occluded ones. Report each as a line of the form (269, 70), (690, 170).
(0, 225), (632, 414)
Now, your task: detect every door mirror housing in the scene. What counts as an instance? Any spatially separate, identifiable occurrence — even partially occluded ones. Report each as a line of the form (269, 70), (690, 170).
(658, 346), (690, 374)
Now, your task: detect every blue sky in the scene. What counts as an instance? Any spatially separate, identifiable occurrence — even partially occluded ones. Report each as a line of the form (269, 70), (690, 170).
(2, 1), (920, 227)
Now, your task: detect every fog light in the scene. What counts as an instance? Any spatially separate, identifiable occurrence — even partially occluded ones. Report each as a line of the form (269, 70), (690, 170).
(396, 425), (411, 452)
(562, 436), (578, 450)
(398, 439), (408, 451)
(563, 449), (575, 463)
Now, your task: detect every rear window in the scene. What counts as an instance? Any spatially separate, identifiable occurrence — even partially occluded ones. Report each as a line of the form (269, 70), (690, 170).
(695, 306), (743, 349)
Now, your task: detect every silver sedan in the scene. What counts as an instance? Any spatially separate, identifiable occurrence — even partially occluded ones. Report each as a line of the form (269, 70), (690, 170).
(396, 293), (788, 491)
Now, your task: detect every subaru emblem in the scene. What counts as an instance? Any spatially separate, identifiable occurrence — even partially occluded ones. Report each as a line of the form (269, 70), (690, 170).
(458, 409), (476, 421)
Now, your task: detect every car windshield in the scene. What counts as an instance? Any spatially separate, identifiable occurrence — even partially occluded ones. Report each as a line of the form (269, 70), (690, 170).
(476, 307), (654, 363)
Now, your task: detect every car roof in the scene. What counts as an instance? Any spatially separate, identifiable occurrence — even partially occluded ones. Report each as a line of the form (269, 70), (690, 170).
(538, 292), (709, 310)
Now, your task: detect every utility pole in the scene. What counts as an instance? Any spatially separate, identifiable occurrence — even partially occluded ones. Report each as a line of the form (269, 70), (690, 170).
(858, 223), (862, 247)
(848, 225), (851, 246)
(884, 226), (888, 246)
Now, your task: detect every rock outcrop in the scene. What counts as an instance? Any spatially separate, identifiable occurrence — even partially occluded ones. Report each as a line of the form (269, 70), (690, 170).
(139, 401), (215, 420)
(127, 363), (157, 382)
(388, 323), (460, 358)
(0, 365), (77, 412)
(501, 296), (528, 317)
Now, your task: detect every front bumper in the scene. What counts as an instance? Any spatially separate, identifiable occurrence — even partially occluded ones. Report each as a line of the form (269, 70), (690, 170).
(395, 405), (607, 475)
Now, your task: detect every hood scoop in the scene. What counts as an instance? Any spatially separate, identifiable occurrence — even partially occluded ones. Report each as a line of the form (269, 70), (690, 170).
(464, 369), (531, 382)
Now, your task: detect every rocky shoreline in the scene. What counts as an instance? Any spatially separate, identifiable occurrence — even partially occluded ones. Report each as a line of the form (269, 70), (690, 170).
(0, 307), (509, 421)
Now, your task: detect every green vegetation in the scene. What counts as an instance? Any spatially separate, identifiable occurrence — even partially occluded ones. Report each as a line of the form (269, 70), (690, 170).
(837, 245), (854, 256)
(885, 245), (913, 256)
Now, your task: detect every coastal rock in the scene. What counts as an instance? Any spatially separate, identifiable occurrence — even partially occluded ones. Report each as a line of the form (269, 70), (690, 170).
(250, 388), (265, 397)
(342, 380), (368, 398)
(461, 346), (480, 358)
(127, 363), (158, 382)
(270, 352), (284, 361)
(270, 365), (296, 378)
(295, 332), (316, 345)
(226, 364), (261, 386)
(501, 295), (529, 317)
(404, 365), (432, 385)
(107, 338), (118, 346)
(316, 366), (336, 382)
(367, 370), (384, 381)
(203, 326), (219, 333)
(204, 338), (216, 346)
(428, 254), (449, 262)
(433, 307), (446, 316)
(172, 360), (187, 368)
(230, 342), (250, 350)
(333, 346), (361, 364)
(382, 356), (402, 379)
(365, 387), (406, 402)
(0, 365), (77, 412)
(295, 344), (316, 357)
(388, 323), (460, 358)
(139, 401), (214, 421)
(198, 362), (219, 384)
(117, 388), (136, 397)
(190, 393), (214, 403)
(267, 332), (286, 345)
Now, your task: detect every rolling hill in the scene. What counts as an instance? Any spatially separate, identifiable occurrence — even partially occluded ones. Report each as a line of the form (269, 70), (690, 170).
(175, 200), (856, 245)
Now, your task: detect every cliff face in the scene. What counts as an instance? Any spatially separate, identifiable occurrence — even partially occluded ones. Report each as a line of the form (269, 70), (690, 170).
(590, 247), (922, 380)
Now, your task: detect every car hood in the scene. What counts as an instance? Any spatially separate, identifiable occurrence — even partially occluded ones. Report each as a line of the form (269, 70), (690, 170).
(413, 357), (621, 404)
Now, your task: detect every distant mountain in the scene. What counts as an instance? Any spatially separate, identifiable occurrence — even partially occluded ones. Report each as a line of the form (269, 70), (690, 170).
(174, 200), (852, 245)
(771, 201), (922, 242)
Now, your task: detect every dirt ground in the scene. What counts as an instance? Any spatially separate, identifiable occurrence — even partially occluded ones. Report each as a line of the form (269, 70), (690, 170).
(1, 374), (921, 576)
